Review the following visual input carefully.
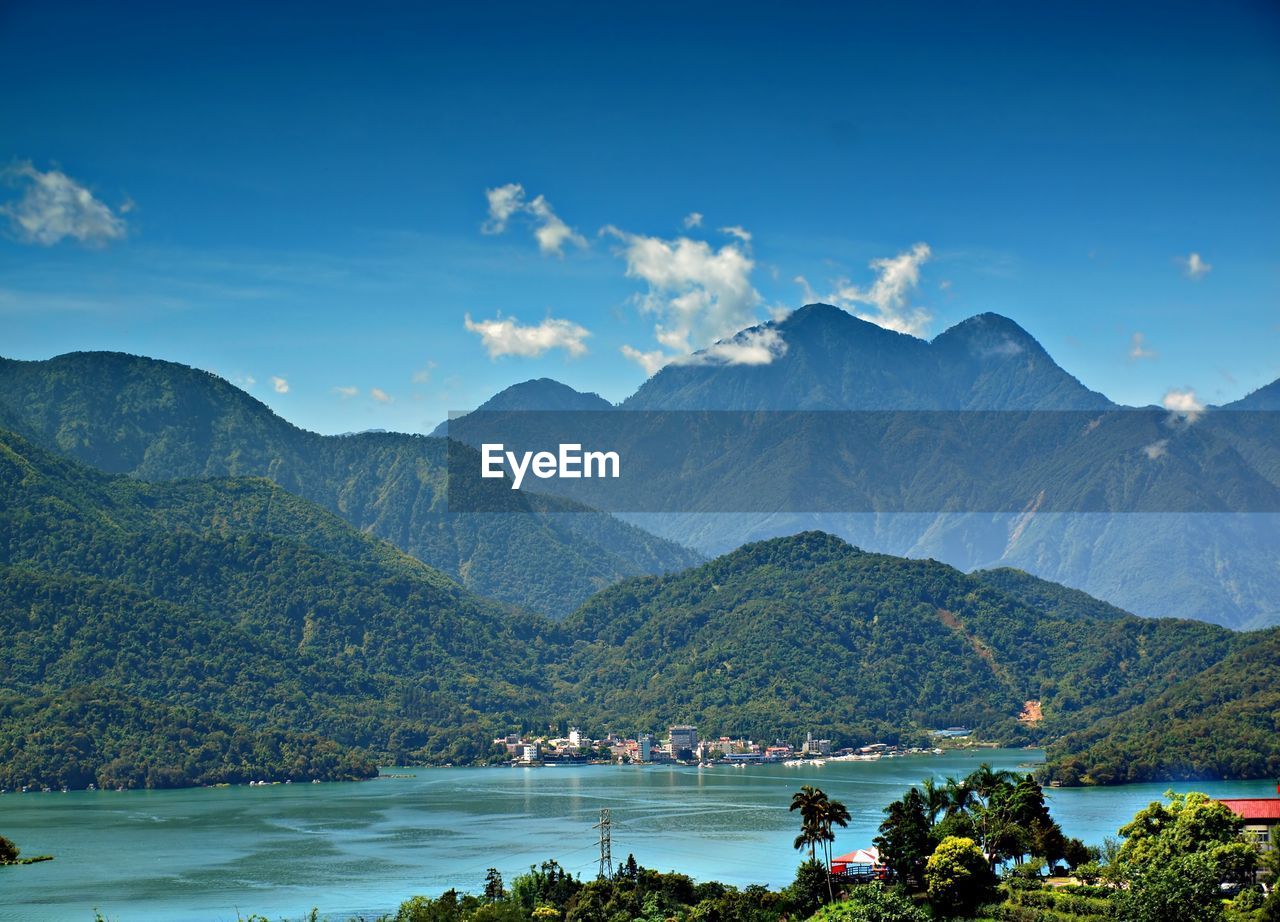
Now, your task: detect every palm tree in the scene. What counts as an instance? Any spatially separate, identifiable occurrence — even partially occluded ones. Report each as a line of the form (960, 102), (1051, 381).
(817, 796), (851, 901)
(942, 774), (975, 817)
(790, 785), (828, 862)
(921, 777), (949, 824)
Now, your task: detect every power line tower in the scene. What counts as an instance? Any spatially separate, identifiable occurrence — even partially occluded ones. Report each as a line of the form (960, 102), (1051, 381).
(593, 808), (613, 880)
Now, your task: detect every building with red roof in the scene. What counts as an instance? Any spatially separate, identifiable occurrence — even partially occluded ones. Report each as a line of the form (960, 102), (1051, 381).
(1219, 798), (1280, 859)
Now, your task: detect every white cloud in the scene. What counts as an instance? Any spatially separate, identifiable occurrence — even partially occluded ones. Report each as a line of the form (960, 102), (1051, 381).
(464, 312), (591, 359)
(793, 275), (820, 305)
(527, 194), (587, 256)
(1162, 387), (1204, 423)
(678, 327), (788, 367)
(482, 183), (526, 234)
(720, 225), (752, 243)
(604, 225), (766, 372)
(1128, 332), (1158, 361)
(683, 212), (703, 229)
(370, 387), (393, 403)
(481, 183), (586, 256)
(411, 361), (436, 385)
(826, 242), (933, 336)
(1, 161), (127, 246)
(1183, 252), (1211, 280)
(333, 385), (358, 398)
(619, 345), (671, 377)
(1143, 439), (1169, 460)
(272, 376), (289, 394)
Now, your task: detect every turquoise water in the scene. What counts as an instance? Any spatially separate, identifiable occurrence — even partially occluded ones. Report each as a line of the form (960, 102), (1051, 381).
(0, 750), (1274, 922)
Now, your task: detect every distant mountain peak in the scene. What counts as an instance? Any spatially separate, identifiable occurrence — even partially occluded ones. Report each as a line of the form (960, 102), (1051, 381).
(782, 303), (923, 341)
(477, 377), (612, 409)
(932, 312), (1044, 358)
(1224, 377), (1280, 411)
(431, 377), (613, 436)
(622, 305), (1111, 411)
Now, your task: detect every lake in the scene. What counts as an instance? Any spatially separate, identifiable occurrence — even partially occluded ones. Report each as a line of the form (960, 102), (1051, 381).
(1, 749), (1275, 922)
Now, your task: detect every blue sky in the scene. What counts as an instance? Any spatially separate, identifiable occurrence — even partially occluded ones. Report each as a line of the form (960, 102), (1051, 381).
(2, 0), (1278, 433)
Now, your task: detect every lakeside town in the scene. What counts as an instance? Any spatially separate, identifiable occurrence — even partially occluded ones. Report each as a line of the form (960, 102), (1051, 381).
(493, 725), (974, 767)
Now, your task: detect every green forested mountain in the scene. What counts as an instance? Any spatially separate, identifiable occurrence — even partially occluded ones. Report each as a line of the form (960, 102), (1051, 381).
(0, 684), (376, 790)
(548, 531), (1250, 750)
(0, 351), (699, 617)
(1043, 627), (1280, 785)
(0, 425), (553, 788)
(4, 421), (1275, 789)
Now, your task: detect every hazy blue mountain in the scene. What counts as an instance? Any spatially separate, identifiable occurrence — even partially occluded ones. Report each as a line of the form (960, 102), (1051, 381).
(623, 305), (1113, 410)
(1224, 377), (1280, 411)
(0, 352), (699, 617)
(443, 306), (1279, 628)
(432, 378), (613, 436)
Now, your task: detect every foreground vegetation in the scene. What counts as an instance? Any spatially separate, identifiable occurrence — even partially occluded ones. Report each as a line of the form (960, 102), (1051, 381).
(222, 783), (1279, 922)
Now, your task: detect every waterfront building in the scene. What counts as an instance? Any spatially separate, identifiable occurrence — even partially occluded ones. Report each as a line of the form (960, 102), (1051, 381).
(669, 725), (698, 755)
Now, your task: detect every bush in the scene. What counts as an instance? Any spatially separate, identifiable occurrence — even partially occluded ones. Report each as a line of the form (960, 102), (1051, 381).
(0, 835), (19, 863)
(786, 859), (831, 918)
(924, 837), (996, 916)
(807, 885), (928, 922)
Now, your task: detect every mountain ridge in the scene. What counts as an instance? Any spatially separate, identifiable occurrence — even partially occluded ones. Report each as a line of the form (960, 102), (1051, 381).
(0, 352), (699, 617)
(622, 305), (1114, 411)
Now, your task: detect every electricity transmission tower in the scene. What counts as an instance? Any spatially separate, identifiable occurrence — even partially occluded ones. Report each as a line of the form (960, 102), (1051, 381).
(593, 808), (613, 879)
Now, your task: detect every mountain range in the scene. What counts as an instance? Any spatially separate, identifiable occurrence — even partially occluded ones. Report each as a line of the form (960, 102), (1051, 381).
(622, 308), (1115, 411)
(445, 305), (1280, 629)
(5, 306), (1278, 628)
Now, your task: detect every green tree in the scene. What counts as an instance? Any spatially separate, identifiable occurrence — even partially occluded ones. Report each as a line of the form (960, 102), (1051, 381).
(874, 788), (933, 885)
(1112, 852), (1222, 922)
(1116, 790), (1255, 882)
(484, 867), (506, 902)
(923, 836), (995, 916)
(786, 858), (831, 917)
(0, 834), (19, 863)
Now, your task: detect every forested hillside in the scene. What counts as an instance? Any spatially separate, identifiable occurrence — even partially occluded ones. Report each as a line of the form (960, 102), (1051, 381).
(0, 351), (699, 617)
(1043, 627), (1280, 785)
(4, 422), (1276, 789)
(549, 532), (1249, 750)
(0, 426), (552, 788)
